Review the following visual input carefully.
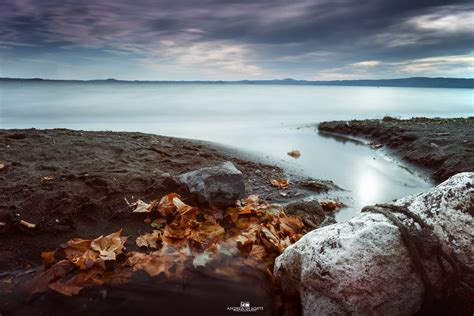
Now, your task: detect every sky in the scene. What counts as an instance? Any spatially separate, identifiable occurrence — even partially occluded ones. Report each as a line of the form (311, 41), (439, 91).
(0, 0), (473, 80)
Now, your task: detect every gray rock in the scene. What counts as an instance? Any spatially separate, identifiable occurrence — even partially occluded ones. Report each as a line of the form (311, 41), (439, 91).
(285, 200), (326, 228)
(274, 172), (474, 315)
(178, 161), (245, 208)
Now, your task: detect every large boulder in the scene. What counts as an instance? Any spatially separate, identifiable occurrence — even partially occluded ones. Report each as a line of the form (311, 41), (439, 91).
(274, 172), (473, 315)
(178, 161), (245, 208)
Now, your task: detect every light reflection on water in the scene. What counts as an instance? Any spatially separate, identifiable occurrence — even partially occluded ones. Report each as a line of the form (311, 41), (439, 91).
(2, 82), (472, 220)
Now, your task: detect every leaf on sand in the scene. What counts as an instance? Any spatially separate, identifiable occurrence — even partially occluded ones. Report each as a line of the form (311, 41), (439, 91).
(59, 238), (93, 264)
(279, 216), (305, 236)
(132, 200), (152, 213)
(136, 230), (162, 249)
(172, 196), (195, 214)
(76, 250), (99, 270)
(25, 192), (310, 297)
(90, 229), (127, 261)
(270, 179), (289, 189)
(287, 149), (301, 158)
(259, 226), (280, 251)
(20, 219), (36, 228)
(158, 193), (181, 217)
(238, 204), (255, 215)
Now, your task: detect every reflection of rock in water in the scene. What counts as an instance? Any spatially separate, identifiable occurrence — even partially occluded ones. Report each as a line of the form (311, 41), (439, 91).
(317, 130), (367, 146)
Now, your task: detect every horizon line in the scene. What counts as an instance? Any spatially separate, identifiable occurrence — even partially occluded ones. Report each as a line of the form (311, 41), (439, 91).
(1, 76), (474, 82)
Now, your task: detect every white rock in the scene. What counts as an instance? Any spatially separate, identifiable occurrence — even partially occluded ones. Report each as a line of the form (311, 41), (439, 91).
(274, 172), (473, 315)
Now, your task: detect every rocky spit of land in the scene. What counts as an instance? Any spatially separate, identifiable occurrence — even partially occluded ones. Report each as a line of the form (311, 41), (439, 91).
(318, 117), (474, 183)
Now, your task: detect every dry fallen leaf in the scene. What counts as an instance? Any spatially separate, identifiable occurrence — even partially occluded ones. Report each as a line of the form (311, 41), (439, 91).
(76, 250), (99, 270)
(136, 230), (162, 249)
(90, 229), (127, 261)
(24, 192), (309, 298)
(249, 244), (267, 260)
(132, 200), (152, 213)
(287, 149), (301, 158)
(271, 178), (290, 189)
(20, 220), (36, 228)
(158, 193), (181, 217)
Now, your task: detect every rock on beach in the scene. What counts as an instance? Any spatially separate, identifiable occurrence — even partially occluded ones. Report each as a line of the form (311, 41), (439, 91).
(178, 161), (245, 208)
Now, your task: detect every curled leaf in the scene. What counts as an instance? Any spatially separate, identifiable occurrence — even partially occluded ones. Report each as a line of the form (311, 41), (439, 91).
(90, 229), (127, 261)
(132, 200), (152, 213)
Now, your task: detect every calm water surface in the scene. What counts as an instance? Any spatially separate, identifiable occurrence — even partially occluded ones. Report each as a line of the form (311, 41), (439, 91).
(1, 82), (473, 220)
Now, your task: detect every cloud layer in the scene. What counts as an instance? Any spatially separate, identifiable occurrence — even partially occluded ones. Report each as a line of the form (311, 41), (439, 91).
(0, 0), (473, 79)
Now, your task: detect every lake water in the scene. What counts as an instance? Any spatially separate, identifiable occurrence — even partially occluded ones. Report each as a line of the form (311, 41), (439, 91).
(1, 82), (473, 220)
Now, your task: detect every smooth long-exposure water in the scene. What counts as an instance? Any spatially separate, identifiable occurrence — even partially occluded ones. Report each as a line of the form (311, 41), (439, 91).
(1, 82), (472, 219)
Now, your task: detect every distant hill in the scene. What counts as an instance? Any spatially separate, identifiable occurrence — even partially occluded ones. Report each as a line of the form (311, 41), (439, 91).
(1, 77), (473, 89)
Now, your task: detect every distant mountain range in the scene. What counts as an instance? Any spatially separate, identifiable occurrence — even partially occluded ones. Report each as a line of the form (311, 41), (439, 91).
(1, 77), (473, 89)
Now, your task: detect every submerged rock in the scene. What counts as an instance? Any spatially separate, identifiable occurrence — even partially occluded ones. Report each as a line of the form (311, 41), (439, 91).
(274, 172), (473, 315)
(178, 161), (245, 208)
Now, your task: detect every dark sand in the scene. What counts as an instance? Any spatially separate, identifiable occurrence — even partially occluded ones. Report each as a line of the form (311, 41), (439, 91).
(0, 129), (333, 272)
(318, 117), (474, 183)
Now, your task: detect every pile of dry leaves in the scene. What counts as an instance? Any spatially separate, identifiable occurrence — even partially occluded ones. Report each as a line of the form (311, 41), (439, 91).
(23, 193), (307, 297)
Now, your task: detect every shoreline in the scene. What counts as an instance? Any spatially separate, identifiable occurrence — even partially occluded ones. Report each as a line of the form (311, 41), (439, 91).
(318, 117), (474, 183)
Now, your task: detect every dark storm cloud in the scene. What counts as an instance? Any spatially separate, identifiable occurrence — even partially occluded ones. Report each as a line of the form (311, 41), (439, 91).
(0, 0), (472, 79)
